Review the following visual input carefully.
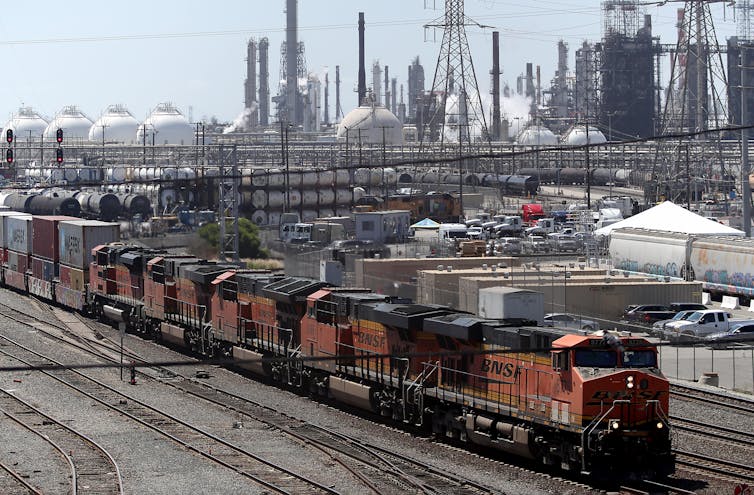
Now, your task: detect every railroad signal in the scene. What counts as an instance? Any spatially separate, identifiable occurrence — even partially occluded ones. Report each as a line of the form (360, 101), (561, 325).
(5, 129), (12, 143)
(5, 149), (12, 164)
(56, 128), (63, 144)
(56, 148), (63, 164)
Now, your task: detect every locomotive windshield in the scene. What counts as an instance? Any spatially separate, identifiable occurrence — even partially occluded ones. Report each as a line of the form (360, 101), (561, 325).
(621, 350), (657, 368)
(574, 349), (617, 367)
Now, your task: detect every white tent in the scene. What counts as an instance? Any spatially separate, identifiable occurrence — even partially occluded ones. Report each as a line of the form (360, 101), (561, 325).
(594, 201), (744, 237)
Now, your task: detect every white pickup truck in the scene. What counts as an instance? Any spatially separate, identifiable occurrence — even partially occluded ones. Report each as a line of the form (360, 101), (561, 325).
(662, 309), (752, 341)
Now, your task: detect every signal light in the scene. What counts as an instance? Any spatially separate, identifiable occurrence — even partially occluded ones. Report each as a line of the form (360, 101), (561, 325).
(56, 128), (64, 144)
(5, 149), (12, 164)
(5, 129), (13, 143)
(56, 148), (63, 164)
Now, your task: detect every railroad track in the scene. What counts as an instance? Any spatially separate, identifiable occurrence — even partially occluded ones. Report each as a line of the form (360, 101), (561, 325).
(671, 383), (754, 415)
(0, 459), (44, 495)
(0, 389), (123, 495)
(0, 332), (339, 495)
(0, 301), (498, 494)
(671, 415), (754, 448)
(674, 449), (754, 484)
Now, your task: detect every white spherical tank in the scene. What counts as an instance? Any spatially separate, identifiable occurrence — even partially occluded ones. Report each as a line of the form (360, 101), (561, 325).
(251, 210), (268, 225)
(107, 168), (127, 182)
(516, 125), (559, 146)
(3, 107), (48, 141)
(302, 190), (318, 206)
(563, 125), (607, 146)
(136, 103), (193, 145)
(89, 104), (139, 143)
(44, 106), (94, 141)
(336, 104), (404, 145)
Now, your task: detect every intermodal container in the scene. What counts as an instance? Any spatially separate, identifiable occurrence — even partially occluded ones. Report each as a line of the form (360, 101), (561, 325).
(59, 264), (87, 291)
(32, 215), (78, 261)
(58, 220), (120, 269)
(0, 212), (31, 252)
(31, 256), (56, 282)
(7, 250), (28, 273)
(6, 216), (33, 254)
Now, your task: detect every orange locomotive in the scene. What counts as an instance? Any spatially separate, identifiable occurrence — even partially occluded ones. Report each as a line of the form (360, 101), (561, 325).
(85, 247), (673, 478)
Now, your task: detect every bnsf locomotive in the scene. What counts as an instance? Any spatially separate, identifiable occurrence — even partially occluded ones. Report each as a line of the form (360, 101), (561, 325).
(0, 212), (675, 478)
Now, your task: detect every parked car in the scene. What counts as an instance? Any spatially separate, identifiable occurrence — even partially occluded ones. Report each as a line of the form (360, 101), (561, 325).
(661, 310), (745, 342)
(621, 302), (707, 326)
(543, 313), (600, 331)
(705, 322), (754, 348)
(650, 310), (697, 337)
(547, 233), (582, 253)
(523, 235), (552, 254)
(488, 237), (522, 256)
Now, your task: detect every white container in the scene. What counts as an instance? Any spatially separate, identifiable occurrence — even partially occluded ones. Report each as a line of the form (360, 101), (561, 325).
(0, 212), (31, 249)
(251, 169), (268, 187)
(335, 169), (350, 186)
(5, 216), (33, 253)
(288, 173), (302, 188)
(288, 190), (302, 208)
(318, 170), (334, 186)
(354, 168), (371, 186)
(478, 287), (544, 325)
(267, 191), (285, 209)
(268, 169), (285, 188)
(107, 167), (127, 182)
(301, 171), (318, 187)
(58, 219), (120, 268)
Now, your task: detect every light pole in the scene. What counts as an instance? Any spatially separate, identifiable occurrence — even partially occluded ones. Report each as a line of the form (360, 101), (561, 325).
(607, 111), (614, 197)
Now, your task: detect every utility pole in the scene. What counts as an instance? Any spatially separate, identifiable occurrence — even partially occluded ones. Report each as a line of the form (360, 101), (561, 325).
(744, 44), (752, 236)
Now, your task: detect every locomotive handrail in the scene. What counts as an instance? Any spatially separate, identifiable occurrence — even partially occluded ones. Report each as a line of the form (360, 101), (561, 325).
(581, 399), (630, 472)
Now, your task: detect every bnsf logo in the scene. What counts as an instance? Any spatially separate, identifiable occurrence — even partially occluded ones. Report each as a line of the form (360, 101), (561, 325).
(481, 359), (517, 378)
(355, 331), (385, 348)
(64, 235), (81, 254)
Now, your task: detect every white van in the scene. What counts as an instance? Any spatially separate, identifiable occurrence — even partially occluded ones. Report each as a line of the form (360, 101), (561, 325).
(438, 223), (469, 243)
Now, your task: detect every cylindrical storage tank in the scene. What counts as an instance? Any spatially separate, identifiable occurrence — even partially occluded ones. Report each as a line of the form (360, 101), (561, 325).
(87, 193), (121, 221)
(177, 167), (196, 180)
(302, 190), (318, 206)
(266, 191), (285, 209)
(421, 171), (440, 184)
(288, 172), (302, 188)
(301, 210), (318, 222)
(0, 191), (15, 205)
(267, 211), (281, 227)
(107, 167), (127, 182)
(354, 168), (371, 186)
(27, 195), (81, 217)
(383, 167), (397, 185)
(301, 171), (318, 187)
(268, 169), (286, 188)
(318, 207), (334, 218)
(335, 189), (352, 204)
(370, 169), (382, 186)
(159, 189), (177, 207)
(318, 170), (334, 186)
(336, 207), (351, 217)
(251, 169), (268, 187)
(239, 168), (253, 188)
(335, 169), (350, 186)
(288, 190), (302, 208)
(318, 190), (335, 205)
(353, 187), (366, 203)
(463, 173), (479, 186)
(121, 194), (151, 217)
(251, 210), (268, 225)
(251, 190), (267, 209)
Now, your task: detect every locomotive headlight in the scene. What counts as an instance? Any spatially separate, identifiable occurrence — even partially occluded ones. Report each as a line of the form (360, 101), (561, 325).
(656, 422), (664, 429)
(611, 420), (620, 430)
(626, 375), (635, 389)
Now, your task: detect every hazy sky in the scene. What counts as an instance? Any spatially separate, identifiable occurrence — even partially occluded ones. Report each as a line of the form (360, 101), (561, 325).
(0, 1), (740, 125)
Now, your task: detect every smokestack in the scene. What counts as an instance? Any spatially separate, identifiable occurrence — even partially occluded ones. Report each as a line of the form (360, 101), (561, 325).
(324, 71), (329, 125)
(259, 38), (270, 126)
(358, 12), (366, 106)
(536, 65), (541, 106)
(391, 78), (397, 116)
(372, 61), (382, 104)
(491, 31), (501, 141)
(336, 65), (343, 121)
(384, 65), (390, 111)
(245, 38), (258, 128)
(286, 0), (298, 122)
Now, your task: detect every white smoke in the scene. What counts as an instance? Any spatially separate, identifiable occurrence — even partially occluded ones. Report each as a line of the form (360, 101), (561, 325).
(501, 94), (533, 138)
(223, 104), (257, 134)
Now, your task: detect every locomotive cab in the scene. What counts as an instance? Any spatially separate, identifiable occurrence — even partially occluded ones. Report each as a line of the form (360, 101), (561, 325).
(551, 333), (674, 477)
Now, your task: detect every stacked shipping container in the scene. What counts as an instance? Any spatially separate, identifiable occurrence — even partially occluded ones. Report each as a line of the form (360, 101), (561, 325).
(28, 216), (79, 299)
(4, 215), (33, 291)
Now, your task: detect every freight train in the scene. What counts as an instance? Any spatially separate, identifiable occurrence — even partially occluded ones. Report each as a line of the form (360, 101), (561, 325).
(610, 227), (754, 301)
(0, 211), (674, 479)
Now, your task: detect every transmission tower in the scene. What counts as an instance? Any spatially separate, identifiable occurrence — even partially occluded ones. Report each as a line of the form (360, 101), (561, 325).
(421, 0), (490, 146)
(217, 145), (240, 264)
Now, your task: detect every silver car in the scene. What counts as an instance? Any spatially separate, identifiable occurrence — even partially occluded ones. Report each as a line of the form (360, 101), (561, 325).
(543, 313), (600, 331)
(650, 310), (696, 337)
